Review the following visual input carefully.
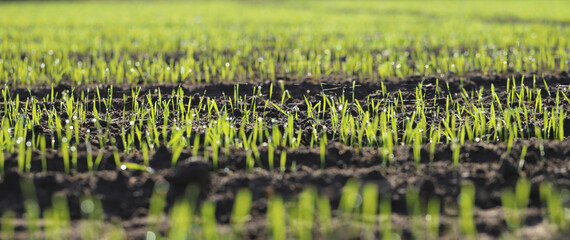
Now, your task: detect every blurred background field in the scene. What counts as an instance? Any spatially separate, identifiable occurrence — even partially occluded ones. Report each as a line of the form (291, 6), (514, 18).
(0, 1), (569, 85)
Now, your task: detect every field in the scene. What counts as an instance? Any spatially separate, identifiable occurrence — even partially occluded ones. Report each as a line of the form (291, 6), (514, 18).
(0, 0), (570, 239)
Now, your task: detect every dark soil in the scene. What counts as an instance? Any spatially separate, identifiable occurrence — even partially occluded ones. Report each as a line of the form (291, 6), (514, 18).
(1, 73), (570, 239)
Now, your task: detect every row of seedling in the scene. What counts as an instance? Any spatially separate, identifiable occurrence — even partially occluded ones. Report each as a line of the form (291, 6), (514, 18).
(2, 177), (568, 239)
(0, 76), (567, 174)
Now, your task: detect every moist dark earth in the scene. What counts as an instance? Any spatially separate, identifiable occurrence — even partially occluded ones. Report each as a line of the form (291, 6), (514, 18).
(1, 73), (570, 239)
